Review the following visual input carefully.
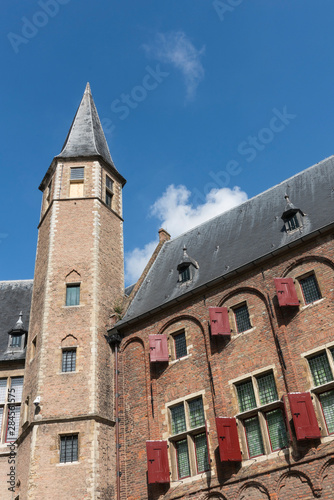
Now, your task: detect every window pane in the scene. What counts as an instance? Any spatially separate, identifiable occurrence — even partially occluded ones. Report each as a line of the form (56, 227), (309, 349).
(0, 380), (7, 404)
(257, 373), (278, 405)
(6, 406), (20, 441)
(66, 285), (80, 306)
(308, 353), (333, 386)
(10, 335), (22, 348)
(10, 377), (23, 403)
(62, 350), (76, 372)
(300, 275), (321, 304)
(180, 266), (190, 283)
(244, 416), (264, 458)
(194, 433), (209, 473)
(171, 404), (186, 434)
(319, 390), (334, 434)
(106, 176), (113, 191)
(106, 191), (112, 207)
(70, 167), (84, 180)
(188, 398), (205, 428)
(237, 380), (256, 412)
(266, 409), (288, 450)
(287, 214), (299, 231)
(234, 304), (251, 333)
(176, 439), (190, 478)
(174, 332), (187, 359)
(60, 435), (78, 463)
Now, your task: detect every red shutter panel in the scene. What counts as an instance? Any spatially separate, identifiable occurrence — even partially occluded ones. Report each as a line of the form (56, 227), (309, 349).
(216, 417), (242, 461)
(149, 334), (169, 362)
(146, 441), (170, 484)
(209, 307), (231, 336)
(275, 278), (299, 307)
(287, 393), (321, 440)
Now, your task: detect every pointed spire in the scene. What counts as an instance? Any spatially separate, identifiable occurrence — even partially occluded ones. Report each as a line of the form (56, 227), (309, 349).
(57, 83), (115, 170)
(9, 311), (26, 333)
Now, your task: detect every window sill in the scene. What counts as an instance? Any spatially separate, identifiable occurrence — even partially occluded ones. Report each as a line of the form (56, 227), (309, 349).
(170, 354), (192, 365)
(300, 297), (325, 311)
(241, 446), (290, 466)
(236, 400), (283, 419)
(171, 469), (213, 485)
(311, 381), (334, 394)
(232, 327), (256, 338)
(58, 371), (77, 375)
(169, 425), (206, 442)
(56, 461), (79, 466)
(62, 305), (83, 309)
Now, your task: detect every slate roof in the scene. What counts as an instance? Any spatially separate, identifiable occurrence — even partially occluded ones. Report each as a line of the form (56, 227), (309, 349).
(56, 83), (126, 185)
(0, 280), (33, 361)
(117, 155), (334, 328)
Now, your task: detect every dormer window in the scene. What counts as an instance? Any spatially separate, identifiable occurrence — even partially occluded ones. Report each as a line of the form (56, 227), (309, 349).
(7, 312), (27, 352)
(177, 246), (199, 284)
(281, 195), (304, 233)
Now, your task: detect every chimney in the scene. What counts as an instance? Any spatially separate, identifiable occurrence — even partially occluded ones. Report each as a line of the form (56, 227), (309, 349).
(158, 228), (171, 243)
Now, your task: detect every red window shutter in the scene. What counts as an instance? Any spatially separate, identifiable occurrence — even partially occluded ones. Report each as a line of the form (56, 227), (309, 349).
(216, 417), (242, 462)
(146, 441), (170, 484)
(275, 278), (299, 307)
(149, 334), (168, 362)
(287, 392), (321, 440)
(209, 307), (231, 336)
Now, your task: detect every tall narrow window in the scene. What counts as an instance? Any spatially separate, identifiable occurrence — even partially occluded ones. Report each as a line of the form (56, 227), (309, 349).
(234, 303), (252, 333)
(299, 274), (321, 304)
(105, 175), (113, 208)
(173, 331), (187, 359)
(62, 349), (76, 372)
(60, 435), (78, 463)
(66, 284), (80, 306)
(69, 167), (84, 198)
(179, 265), (190, 283)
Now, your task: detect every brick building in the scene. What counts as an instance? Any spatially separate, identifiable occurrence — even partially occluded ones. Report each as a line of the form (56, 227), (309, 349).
(1, 84), (334, 499)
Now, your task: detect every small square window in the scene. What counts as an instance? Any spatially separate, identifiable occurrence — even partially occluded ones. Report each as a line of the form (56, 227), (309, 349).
(308, 353), (333, 386)
(60, 435), (78, 463)
(174, 332), (187, 359)
(66, 284), (80, 306)
(70, 167), (84, 180)
(234, 304), (251, 333)
(62, 349), (76, 372)
(300, 274), (321, 304)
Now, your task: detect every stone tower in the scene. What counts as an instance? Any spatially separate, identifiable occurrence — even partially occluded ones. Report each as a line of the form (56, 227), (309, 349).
(16, 84), (126, 499)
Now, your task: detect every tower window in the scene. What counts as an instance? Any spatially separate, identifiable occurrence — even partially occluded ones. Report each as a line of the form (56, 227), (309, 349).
(60, 435), (78, 463)
(105, 175), (113, 208)
(70, 167), (84, 180)
(299, 274), (321, 304)
(62, 349), (76, 372)
(179, 265), (190, 283)
(66, 284), (80, 306)
(69, 167), (84, 198)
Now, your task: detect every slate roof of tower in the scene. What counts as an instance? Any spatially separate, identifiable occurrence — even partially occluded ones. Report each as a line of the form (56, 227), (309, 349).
(56, 83), (125, 184)
(117, 155), (334, 328)
(0, 280), (33, 361)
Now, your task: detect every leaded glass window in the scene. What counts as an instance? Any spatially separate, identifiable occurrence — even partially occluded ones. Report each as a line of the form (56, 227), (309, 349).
(10, 378), (23, 403)
(234, 304), (251, 333)
(266, 408), (288, 451)
(237, 380), (256, 412)
(308, 353), (333, 386)
(176, 439), (190, 478)
(257, 373), (278, 405)
(174, 331), (187, 359)
(194, 433), (209, 473)
(244, 416), (264, 457)
(62, 350), (76, 372)
(0, 379), (7, 404)
(170, 404), (186, 434)
(188, 398), (205, 428)
(300, 274), (321, 304)
(319, 390), (334, 434)
(66, 284), (80, 306)
(60, 435), (78, 463)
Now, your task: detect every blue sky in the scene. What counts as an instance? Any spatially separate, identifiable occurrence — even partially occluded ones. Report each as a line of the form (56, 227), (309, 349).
(1, 1), (334, 285)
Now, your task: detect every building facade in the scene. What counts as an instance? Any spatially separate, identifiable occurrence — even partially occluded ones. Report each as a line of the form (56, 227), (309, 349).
(1, 84), (334, 499)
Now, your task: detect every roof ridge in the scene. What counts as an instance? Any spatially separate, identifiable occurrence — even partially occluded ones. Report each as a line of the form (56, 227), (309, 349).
(165, 154), (334, 245)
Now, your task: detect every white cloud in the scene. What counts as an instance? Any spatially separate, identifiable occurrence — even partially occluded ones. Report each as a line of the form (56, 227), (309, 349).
(125, 184), (248, 284)
(143, 31), (205, 100)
